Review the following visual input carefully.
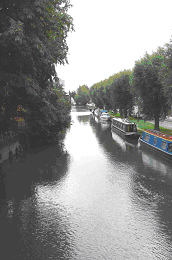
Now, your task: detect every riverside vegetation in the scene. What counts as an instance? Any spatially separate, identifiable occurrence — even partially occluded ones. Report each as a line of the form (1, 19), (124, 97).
(0, 0), (74, 148)
(71, 44), (172, 133)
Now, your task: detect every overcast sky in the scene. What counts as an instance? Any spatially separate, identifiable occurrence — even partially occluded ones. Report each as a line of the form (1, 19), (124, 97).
(56, 0), (172, 93)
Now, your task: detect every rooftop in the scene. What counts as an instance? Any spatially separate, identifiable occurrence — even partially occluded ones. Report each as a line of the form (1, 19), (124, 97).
(112, 117), (134, 125)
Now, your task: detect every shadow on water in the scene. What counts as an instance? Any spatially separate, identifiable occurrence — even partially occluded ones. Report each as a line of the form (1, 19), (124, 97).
(0, 140), (70, 198)
(0, 136), (71, 259)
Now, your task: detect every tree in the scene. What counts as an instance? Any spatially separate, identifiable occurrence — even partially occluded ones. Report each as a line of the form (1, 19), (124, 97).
(158, 43), (172, 114)
(89, 70), (134, 114)
(109, 70), (134, 117)
(70, 90), (76, 100)
(0, 0), (74, 142)
(75, 85), (90, 105)
(132, 50), (169, 130)
(89, 85), (103, 108)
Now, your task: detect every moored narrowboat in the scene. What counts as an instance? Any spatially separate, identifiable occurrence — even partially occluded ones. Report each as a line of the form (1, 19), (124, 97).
(111, 117), (138, 138)
(94, 109), (109, 118)
(94, 108), (101, 117)
(139, 129), (172, 160)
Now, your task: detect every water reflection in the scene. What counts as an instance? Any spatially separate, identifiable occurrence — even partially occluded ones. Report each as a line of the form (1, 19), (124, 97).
(0, 139), (70, 259)
(139, 148), (172, 179)
(130, 151), (172, 259)
(1, 106), (172, 259)
(92, 114), (101, 124)
(100, 121), (111, 131)
(111, 130), (138, 151)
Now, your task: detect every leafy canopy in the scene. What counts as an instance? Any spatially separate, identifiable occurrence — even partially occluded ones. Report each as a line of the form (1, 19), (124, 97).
(0, 0), (74, 137)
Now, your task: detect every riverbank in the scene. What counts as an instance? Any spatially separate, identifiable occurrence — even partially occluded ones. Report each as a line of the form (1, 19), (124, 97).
(0, 135), (22, 164)
(108, 112), (172, 136)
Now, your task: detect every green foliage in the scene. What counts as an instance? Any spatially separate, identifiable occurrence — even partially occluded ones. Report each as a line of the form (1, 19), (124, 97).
(74, 85), (90, 105)
(89, 70), (133, 115)
(0, 0), (74, 142)
(158, 43), (172, 108)
(109, 70), (134, 117)
(132, 50), (170, 130)
(70, 90), (76, 100)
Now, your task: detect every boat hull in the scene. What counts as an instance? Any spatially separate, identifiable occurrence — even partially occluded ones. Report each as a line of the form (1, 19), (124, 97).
(100, 116), (111, 121)
(94, 111), (100, 117)
(139, 137), (172, 160)
(111, 124), (139, 139)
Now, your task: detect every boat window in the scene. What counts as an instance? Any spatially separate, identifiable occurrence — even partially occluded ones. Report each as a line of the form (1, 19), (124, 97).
(144, 133), (150, 142)
(168, 143), (172, 152)
(161, 141), (167, 150)
(129, 125), (133, 132)
(154, 137), (157, 145)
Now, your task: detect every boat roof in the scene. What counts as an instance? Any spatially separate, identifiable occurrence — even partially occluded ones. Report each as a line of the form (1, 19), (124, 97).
(145, 129), (161, 134)
(101, 110), (108, 113)
(112, 117), (134, 125)
(144, 129), (172, 139)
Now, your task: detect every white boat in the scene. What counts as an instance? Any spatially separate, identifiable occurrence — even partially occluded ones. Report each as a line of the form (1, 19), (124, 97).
(100, 112), (111, 121)
(94, 108), (101, 117)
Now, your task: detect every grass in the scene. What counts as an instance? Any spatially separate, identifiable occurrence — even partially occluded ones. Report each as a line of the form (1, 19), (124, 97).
(108, 111), (172, 136)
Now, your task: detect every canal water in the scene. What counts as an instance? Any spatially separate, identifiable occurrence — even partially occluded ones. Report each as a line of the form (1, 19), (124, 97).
(1, 106), (172, 259)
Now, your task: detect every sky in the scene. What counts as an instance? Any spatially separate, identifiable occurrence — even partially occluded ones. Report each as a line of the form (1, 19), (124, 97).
(56, 0), (172, 93)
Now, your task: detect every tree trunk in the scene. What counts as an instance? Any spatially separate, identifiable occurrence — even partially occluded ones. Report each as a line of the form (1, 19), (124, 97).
(119, 108), (123, 117)
(154, 116), (159, 131)
(113, 108), (117, 114)
(124, 109), (127, 118)
(137, 112), (139, 122)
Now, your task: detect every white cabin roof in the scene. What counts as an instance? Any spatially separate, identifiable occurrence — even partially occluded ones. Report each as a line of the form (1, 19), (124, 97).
(112, 117), (134, 125)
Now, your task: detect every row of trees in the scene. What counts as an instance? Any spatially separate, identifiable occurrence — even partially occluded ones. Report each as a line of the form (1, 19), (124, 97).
(0, 0), (74, 143)
(88, 44), (172, 130)
(70, 85), (90, 105)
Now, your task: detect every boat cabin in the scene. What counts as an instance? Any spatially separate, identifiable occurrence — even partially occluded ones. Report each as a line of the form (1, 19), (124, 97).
(111, 117), (137, 136)
(141, 129), (172, 154)
(101, 110), (108, 114)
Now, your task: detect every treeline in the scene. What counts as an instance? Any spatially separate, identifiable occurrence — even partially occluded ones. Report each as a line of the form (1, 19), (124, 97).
(72, 44), (172, 131)
(70, 41), (172, 129)
(0, 0), (74, 145)
(70, 85), (90, 106)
